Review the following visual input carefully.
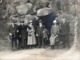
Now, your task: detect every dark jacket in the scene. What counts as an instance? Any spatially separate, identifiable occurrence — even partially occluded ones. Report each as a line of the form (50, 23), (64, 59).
(60, 22), (70, 35)
(36, 25), (45, 37)
(19, 25), (31, 46)
(51, 24), (60, 36)
(9, 24), (17, 39)
(43, 28), (49, 39)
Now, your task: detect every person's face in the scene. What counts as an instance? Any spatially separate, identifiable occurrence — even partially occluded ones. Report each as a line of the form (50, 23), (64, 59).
(12, 23), (14, 27)
(21, 23), (23, 25)
(30, 22), (32, 25)
(17, 22), (20, 26)
(24, 23), (26, 25)
(39, 23), (42, 26)
(54, 23), (57, 25)
(62, 18), (66, 23)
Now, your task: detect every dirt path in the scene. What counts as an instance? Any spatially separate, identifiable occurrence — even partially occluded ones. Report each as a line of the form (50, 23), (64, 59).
(53, 49), (80, 60)
(0, 49), (67, 60)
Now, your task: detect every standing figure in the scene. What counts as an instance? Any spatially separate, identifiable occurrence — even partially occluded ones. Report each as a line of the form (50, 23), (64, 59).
(14, 22), (21, 50)
(50, 20), (60, 49)
(9, 22), (17, 50)
(60, 18), (70, 48)
(16, 22), (21, 49)
(36, 20), (45, 48)
(27, 20), (36, 49)
(20, 21), (28, 49)
(42, 28), (49, 48)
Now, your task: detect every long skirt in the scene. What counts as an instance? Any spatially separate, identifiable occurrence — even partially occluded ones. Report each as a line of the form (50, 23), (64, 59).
(27, 35), (36, 45)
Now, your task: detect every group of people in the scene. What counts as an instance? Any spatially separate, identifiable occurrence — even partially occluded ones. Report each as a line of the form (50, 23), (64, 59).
(8, 0), (71, 51)
(9, 17), (70, 51)
(9, 19), (48, 50)
(50, 18), (70, 49)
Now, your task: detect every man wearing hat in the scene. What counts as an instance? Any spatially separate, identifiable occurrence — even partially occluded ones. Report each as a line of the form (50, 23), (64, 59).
(19, 20), (28, 49)
(15, 21), (22, 49)
(50, 20), (60, 49)
(59, 18), (70, 48)
(36, 20), (45, 48)
(9, 22), (18, 50)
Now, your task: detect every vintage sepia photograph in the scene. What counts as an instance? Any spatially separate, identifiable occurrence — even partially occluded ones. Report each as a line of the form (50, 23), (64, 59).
(0, 0), (80, 60)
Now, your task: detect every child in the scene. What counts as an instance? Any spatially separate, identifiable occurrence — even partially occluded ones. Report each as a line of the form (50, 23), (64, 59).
(42, 28), (49, 48)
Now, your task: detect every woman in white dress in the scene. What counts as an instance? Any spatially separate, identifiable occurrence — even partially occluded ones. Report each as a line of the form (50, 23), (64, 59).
(50, 20), (60, 49)
(27, 20), (36, 49)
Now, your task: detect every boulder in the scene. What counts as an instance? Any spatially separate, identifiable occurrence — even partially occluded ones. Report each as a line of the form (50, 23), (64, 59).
(26, 3), (33, 9)
(16, 4), (28, 15)
(12, 0), (28, 4)
(25, 14), (34, 20)
(40, 0), (49, 3)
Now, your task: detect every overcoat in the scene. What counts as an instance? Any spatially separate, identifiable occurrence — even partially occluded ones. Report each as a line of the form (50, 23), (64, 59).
(59, 22), (70, 48)
(50, 24), (59, 45)
(27, 24), (36, 45)
(9, 24), (18, 40)
(36, 25), (45, 47)
(9, 24), (18, 49)
(20, 25), (28, 47)
(60, 22), (70, 35)
(36, 25), (45, 37)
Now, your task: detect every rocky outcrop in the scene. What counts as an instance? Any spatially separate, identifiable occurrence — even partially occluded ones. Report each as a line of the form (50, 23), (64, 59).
(16, 4), (28, 15)
(16, 3), (33, 15)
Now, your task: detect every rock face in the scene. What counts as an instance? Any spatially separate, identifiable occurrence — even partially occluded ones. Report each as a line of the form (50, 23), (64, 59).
(12, 0), (28, 4)
(0, 0), (6, 20)
(0, 0), (7, 37)
(16, 3), (33, 15)
(0, 0), (79, 51)
(16, 4), (28, 15)
(39, 0), (49, 3)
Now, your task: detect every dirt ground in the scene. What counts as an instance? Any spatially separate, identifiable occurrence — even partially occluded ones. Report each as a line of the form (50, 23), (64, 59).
(0, 48), (68, 60)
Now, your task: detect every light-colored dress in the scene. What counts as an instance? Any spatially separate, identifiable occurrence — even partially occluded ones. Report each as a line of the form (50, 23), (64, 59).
(27, 24), (36, 45)
(50, 24), (59, 45)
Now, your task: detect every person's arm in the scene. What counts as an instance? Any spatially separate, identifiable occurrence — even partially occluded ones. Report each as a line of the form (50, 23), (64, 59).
(59, 24), (62, 34)
(36, 26), (39, 37)
(8, 25), (12, 36)
(57, 25), (60, 35)
(27, 25), (31, 29)
(68, 23), (70, 33)
(51, 26), (53, 36)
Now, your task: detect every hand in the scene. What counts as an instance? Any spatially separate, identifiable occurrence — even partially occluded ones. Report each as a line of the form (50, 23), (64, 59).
(19, 35), (21, 37)
(43, 31), (45, 33)
(56, 35), (58, 37)
(9, 33), (12, 36)
(46, 38), (48, 40)
(36, 34), (38, 37)
(17, 30), (19, 33)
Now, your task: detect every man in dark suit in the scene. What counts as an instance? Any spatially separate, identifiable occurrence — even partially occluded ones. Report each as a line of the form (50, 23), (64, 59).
(9, 22), (18, 50)
(19, 21), (26, 49)
(19, 20), (31, 49)
(60, 18), (70, 48)
(15, 22), (22, 49)
(36, 20), (45, 48)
